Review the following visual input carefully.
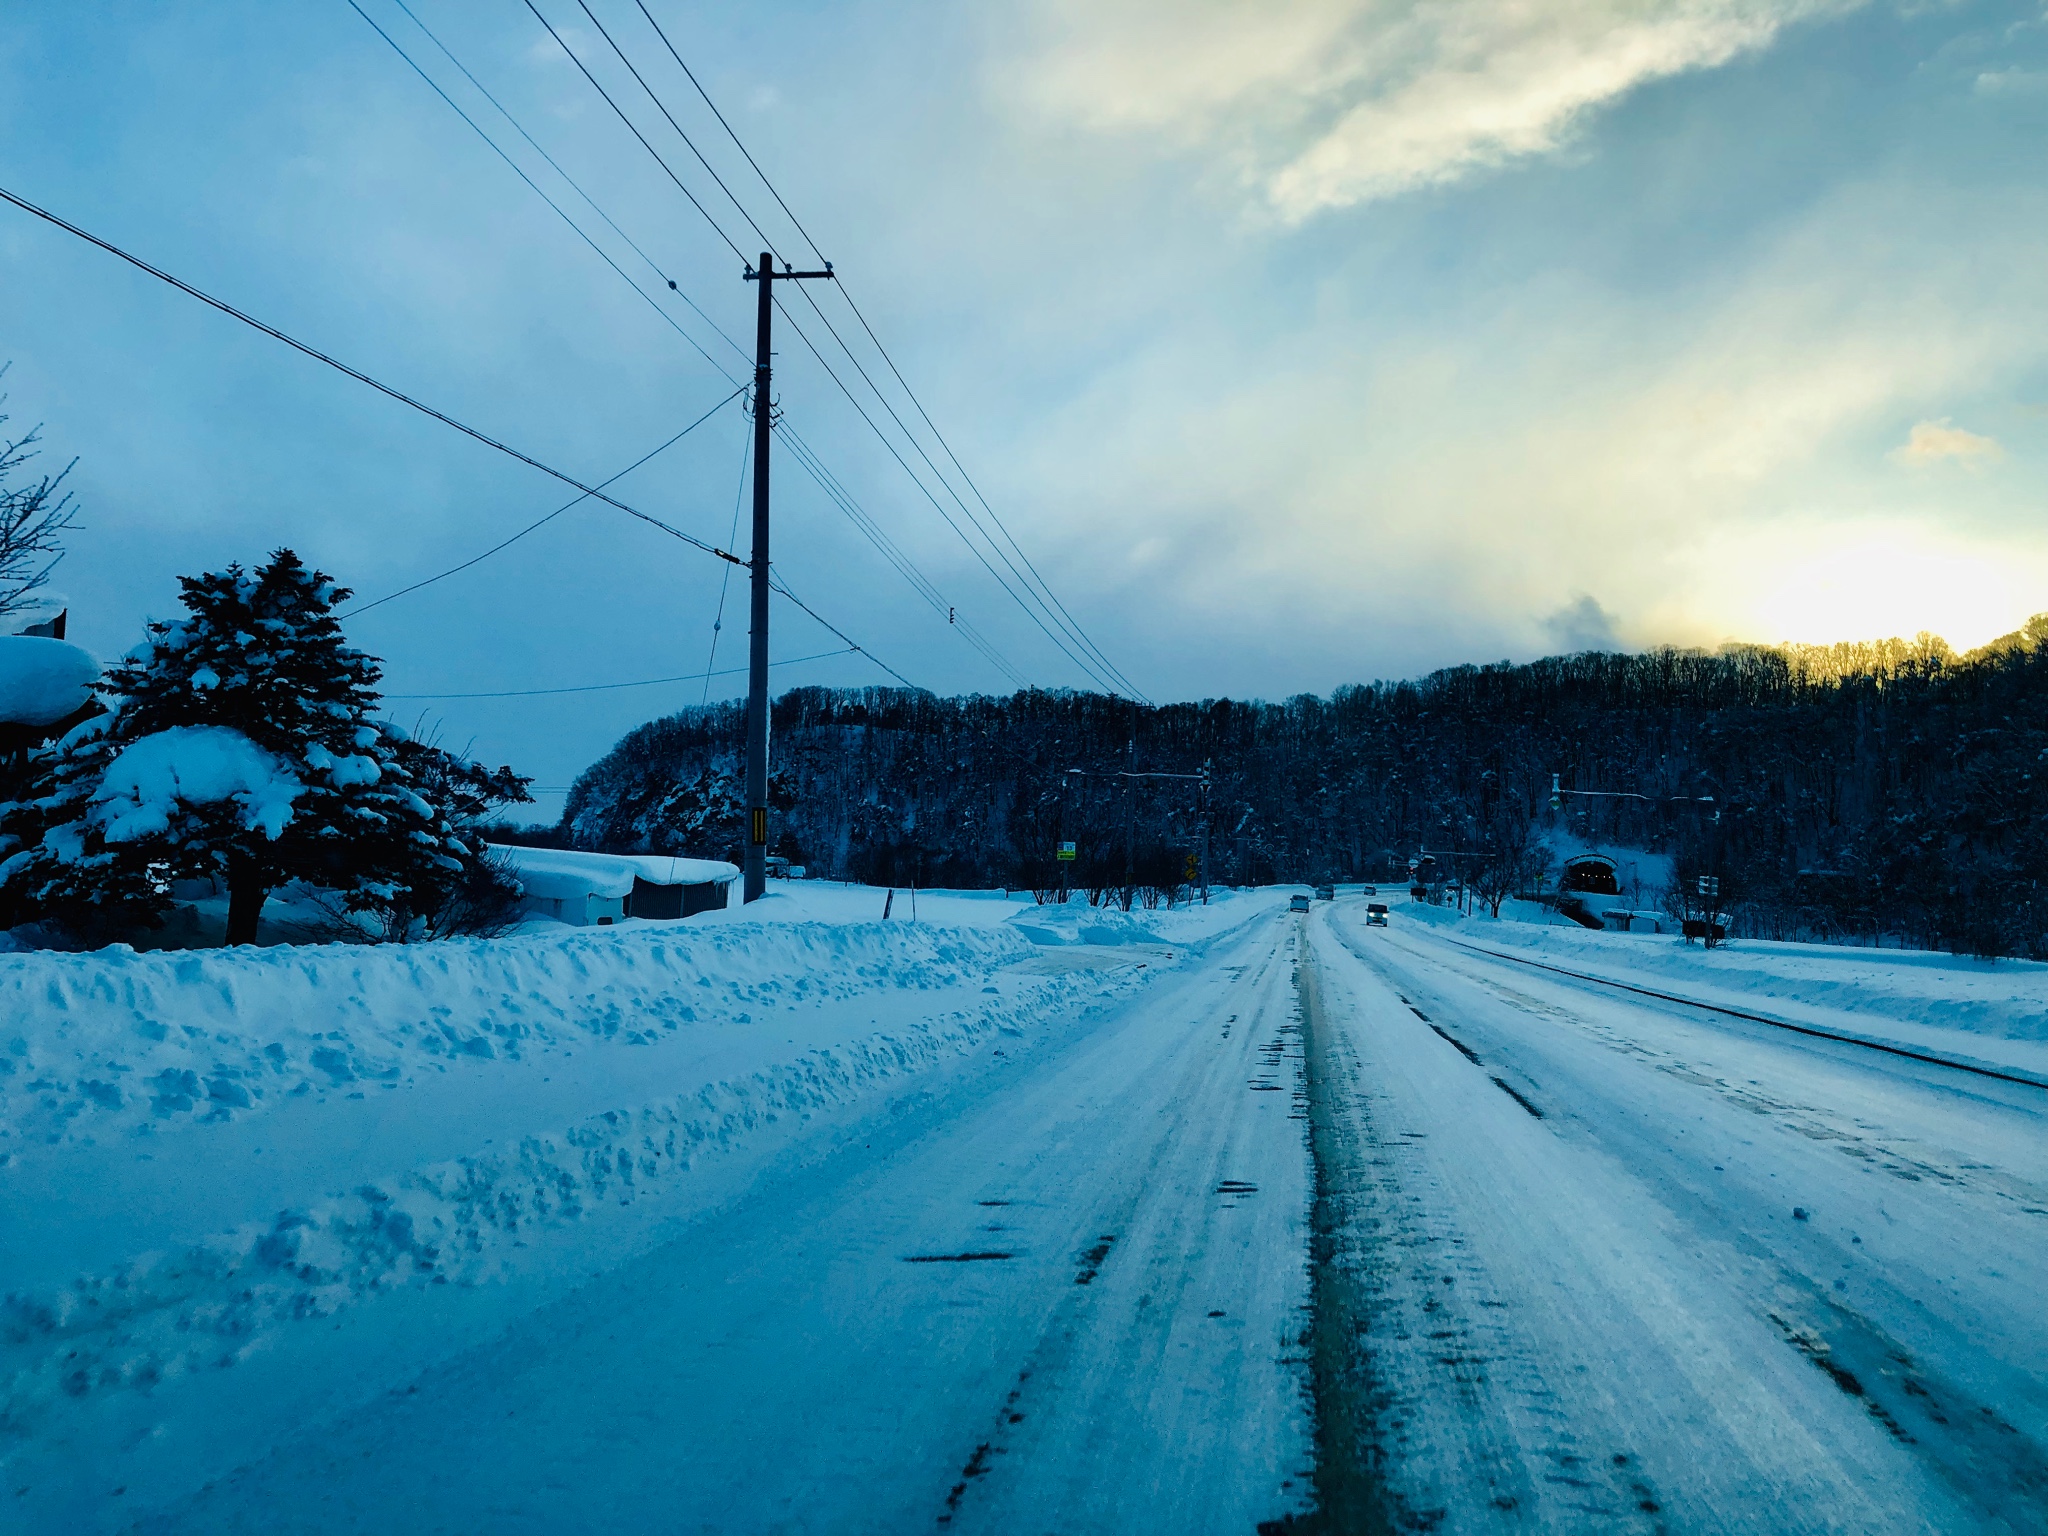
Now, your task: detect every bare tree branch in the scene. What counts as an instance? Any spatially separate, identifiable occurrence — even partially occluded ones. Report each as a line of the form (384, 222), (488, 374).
(0, 378), (81, 623)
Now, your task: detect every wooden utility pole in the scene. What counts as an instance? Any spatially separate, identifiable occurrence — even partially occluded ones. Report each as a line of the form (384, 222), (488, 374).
(740, 252), (833, 904)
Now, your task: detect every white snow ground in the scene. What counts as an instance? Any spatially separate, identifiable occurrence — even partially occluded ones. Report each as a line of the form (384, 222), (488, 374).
(3, 888), (2046, 1532)
(2, 886), (1304, 1533)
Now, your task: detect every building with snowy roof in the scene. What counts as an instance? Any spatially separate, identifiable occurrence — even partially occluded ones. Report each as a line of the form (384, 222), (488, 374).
(486, 844), (739, 927)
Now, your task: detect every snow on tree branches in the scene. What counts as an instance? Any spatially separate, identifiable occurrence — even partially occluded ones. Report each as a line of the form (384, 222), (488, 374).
(0, 549), (530, 945)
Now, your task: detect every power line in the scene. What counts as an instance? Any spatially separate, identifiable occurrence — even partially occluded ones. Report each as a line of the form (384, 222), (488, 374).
(536, 4), (1098, 688)
(617, 0), (1145, 700)
(519, 0), (748, 262)
(386, 0), (750, 367)
(570, 0), (779, 256)
(767, 573), (919, 691)
(0, 181), (738, 566)
(575, 3), (1116, 691)
(776, 420), (1026, 687)
(702, 424), (751, 703)
(333, 5), (954, 704)
(832, 282), (1146, 699)
(360, 0), (1010, 686)
(344, 382), (745, 620)
(386, 645), (854, 698)
(627, 0), (826, 261)
(768, 291), (1128, 693)
(0, 182), (924, 692)
(380, 3), (1036, 693)
(581, 11), (1140, 698)
(346, 0), (733, 382)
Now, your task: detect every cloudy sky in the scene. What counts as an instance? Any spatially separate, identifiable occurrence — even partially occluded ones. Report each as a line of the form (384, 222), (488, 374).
(4, 0), (2046, 813)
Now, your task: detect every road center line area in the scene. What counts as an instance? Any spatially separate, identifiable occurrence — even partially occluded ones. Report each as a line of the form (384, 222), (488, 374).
(1297, 904), (2048, 1534)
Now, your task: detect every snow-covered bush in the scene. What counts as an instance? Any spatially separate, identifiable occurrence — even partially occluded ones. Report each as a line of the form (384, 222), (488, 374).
(0, 549), (528, 945)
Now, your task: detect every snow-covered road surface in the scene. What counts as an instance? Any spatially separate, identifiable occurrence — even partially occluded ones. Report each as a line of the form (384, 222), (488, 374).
(1302, 904), (2048, 1533)
(8, 892), (2047, 1533)
(127, 912), (1314, 1534)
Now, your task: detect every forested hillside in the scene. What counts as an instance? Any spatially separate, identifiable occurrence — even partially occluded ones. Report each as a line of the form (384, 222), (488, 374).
(558, 618), (2048, 957)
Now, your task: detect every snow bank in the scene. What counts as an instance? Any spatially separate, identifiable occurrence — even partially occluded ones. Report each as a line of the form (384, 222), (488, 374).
(1007, 888), (1287, 948)
(0, 913), (1150, 1465)
(0, 636), (96, 728)
(1011, 904), (1167, 947)
(92, 725), (303, 843)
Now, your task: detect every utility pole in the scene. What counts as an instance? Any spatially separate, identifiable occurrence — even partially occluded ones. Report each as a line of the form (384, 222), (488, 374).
(1123, 718), (1137, 911)
(741, 252), (833, 904)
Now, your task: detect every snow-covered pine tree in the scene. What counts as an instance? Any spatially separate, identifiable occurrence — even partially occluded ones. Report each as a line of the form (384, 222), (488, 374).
(4, 549), (470, 944)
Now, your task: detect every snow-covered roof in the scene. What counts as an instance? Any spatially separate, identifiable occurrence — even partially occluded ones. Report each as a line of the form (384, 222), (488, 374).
(486, 844), (740, 901)
(0, 636), (97, 727)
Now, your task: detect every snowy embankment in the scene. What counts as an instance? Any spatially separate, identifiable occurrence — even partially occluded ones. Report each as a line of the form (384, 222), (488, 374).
(1396, 900), (2048, 1078)
(0, 885), (1275, 1502)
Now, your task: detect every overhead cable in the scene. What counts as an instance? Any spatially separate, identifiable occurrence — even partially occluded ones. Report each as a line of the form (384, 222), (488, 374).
(0, 181), (737, 566)
(344, 382), (746, 619)
(386, 645), (855, 698)
(767, 574), (919, 691)
(466, 0), (1032, 692)
(346, 0), (733, 381)
(615, 0), (1145, 699)
(519, 0), (748, 262)
(701, 425), (752, 703)
(386, 0), (750, 366)
(578, 10), (1138, 697)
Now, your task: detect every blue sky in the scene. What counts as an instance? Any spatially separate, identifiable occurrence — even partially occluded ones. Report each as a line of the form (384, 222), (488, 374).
(4, 0), (2046, 815)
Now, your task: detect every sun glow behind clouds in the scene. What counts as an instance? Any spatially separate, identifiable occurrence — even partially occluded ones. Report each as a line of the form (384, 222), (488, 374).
(1698, 523), (2048, 652)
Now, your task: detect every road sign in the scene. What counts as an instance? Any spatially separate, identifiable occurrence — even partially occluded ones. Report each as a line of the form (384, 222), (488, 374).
(1057, 841), (1076, 861)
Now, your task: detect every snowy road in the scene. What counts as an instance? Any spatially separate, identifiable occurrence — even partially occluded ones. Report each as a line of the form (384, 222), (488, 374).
(17, 894), (2048, 1533)
(1301, 903), (2048, 1533)
(129, 913), (1317, 1535)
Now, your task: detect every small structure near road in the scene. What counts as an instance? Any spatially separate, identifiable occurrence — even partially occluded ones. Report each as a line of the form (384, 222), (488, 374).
(487, 845), (740, 927)
(1599, 908), (1667, 935)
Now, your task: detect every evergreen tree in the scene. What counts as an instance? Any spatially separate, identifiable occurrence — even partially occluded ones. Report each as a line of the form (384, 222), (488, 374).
(3, 549), (503, 944)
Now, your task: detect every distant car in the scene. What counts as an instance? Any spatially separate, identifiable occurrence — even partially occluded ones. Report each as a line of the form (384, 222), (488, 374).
(1366, 902), (1389, 926)
(1314, 884), (1335, 902)
(1289, 893), (1312, 913)
(1360, 885), (1377, 896)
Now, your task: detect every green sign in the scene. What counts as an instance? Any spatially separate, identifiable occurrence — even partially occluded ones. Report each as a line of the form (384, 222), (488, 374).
(1057, 841), (1077, 861)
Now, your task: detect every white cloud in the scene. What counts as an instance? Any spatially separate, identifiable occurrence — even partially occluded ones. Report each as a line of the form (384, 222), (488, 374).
(1009, 0), (1861, 217)
(1891, 418), (2001, 466)
(1974, 68), (2048, 97)
(524, 25), (593, 68)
